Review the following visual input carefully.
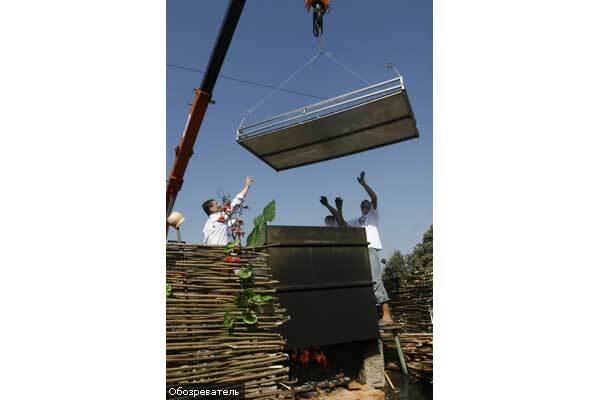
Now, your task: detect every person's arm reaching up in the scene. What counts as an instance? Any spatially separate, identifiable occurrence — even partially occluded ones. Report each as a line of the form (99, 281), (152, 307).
(231, 176), (254, 208)
(319, 196), (339, 217)
(357, 171), (377, 209)
(335, 197), (349, 226)
(239, 176), (254, 198)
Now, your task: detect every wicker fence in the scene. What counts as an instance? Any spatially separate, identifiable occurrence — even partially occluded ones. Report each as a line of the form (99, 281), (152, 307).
(166, 243), (292, 399)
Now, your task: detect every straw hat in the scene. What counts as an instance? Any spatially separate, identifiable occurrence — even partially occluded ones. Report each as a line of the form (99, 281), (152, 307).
(167, 211), (185, 229)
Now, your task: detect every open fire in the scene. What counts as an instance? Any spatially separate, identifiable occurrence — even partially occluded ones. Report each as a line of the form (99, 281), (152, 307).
(289, 347), (330, 368)
(285, 342), (368, 388)
(284, 347), (384, 400)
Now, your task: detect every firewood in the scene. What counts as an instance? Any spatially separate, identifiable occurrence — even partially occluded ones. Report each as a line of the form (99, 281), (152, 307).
(382, 254), (433, 383)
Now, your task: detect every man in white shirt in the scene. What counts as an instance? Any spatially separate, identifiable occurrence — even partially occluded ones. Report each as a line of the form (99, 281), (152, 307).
(201, 176), (254, 246)
(321, 172), (393, 325)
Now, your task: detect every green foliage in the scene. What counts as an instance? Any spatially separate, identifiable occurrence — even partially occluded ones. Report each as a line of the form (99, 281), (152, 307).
(251, 294), (273, 304)
(241, 311), (258, 325)
(246, 229), (265, 248)
(383, 250), (409, 282)
(245, 230), (257, 248)
(223, 311), (236, 331)
(234, 289), (252, 308)
(235, 265), (254, 282)
(166, 283), (172, 297)
(226, 289), (272, 331)
(223, 239), (240, 253)
(253, 214), (265, 227)
(383, 225), (433, 286)
(235, 289), (273, 308)
(262, 200), (276, 222)
(223, 207), (279, 333)
(246, 200), (276, 247)
(406, 225), (433, 273)
(423, 225), (433, 244)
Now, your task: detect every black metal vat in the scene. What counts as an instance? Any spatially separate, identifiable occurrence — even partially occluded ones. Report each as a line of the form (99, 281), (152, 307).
(264, 225), (379, 349)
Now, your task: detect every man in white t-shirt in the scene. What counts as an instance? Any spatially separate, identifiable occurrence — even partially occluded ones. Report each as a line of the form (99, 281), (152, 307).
(201, 176), (254, 246)
(321, 172), (393, 325)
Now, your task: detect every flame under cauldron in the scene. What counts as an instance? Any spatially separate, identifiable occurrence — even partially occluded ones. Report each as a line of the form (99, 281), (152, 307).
(288, 347), (330, 369)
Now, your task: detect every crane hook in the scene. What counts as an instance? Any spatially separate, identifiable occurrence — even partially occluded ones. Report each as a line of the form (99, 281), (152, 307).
(306, 0), (330, 38)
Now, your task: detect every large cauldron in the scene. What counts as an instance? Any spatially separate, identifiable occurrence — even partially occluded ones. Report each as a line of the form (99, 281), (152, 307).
(264, 225), (379, 349)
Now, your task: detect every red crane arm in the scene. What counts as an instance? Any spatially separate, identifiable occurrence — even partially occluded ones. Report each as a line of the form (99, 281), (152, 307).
(165, 88), (212, 217)
(167, 0), (323, 234)
(166, 0), (247, 223)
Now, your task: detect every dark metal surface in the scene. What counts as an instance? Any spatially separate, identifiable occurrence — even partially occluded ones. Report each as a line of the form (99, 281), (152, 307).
(265, 225), (379, 349)
(238, 90), (419, 171)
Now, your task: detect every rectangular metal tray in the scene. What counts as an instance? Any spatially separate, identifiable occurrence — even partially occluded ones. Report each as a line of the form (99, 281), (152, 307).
(237, 77), (419, 171)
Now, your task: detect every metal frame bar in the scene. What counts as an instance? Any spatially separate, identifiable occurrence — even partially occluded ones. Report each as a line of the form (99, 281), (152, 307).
(237, 76), (404, 140)
(277, 281), (375, 293)
(244, 76), (402, 130)
(264, 241), (370, 247)
(240, 86), (404, 140)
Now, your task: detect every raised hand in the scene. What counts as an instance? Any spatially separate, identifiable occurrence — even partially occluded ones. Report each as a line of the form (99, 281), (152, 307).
(239, 176), (255, 199)
(335, 197), (343, 209)
(357, 171), (366, 185)
(357, 171), (377, 209)
(319, 196), (329, 206)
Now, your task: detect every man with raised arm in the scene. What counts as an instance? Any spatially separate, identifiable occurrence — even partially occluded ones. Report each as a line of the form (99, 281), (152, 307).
(319, 172), (393, 325)
(350, 172), (393, 324)
(201, 176), (254, 246)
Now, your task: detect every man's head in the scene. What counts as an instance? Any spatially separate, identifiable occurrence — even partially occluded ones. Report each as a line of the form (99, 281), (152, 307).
(324, 215), (336, 226)
(360, 199), (372, 216)
(202, 199), (221, 216)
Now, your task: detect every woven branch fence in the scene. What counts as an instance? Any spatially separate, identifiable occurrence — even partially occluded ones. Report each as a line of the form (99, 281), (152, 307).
(166, 243), (292, 399)
(382, 261), (433, 383)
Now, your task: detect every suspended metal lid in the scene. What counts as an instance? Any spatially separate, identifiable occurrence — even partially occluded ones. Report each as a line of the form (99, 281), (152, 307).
(237, 77), (419, 171)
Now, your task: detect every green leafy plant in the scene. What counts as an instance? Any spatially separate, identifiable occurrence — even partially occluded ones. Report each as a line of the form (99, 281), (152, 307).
(234, 289), (272, 307)
(241, 311), (257, 325)
(166, 283), (172, 297)
(246, 200), (276, 247)
(262, 200), (276, 222)
(226, 289), (274, 331)
(223, 311), (236, 331)
(222, 206), (277, 332)
(235, 265), (254, 282)
(250, 294), (273, 304)
(234, 289), (253, 308)
(223, 239), (240, 254)
(253, 214), (265, 228)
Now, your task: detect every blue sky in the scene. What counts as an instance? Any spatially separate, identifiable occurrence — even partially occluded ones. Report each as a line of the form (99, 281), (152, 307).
(167, 0), (432, 256)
